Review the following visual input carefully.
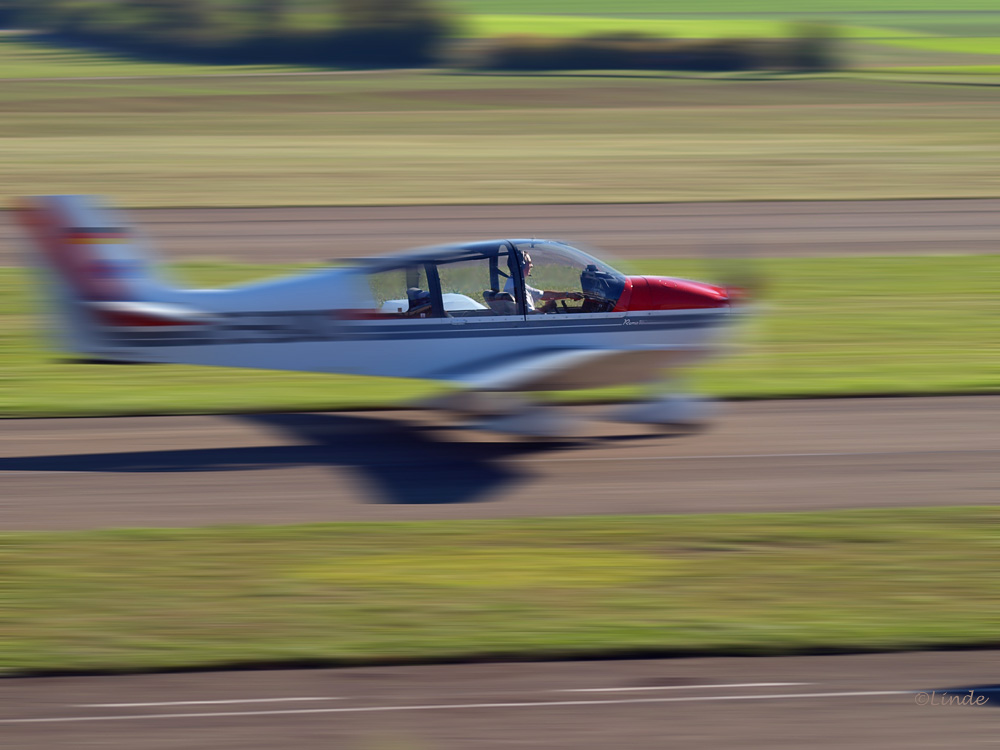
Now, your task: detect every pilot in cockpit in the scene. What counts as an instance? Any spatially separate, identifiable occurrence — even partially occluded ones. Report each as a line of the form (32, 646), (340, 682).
(504, 252), (583, 313)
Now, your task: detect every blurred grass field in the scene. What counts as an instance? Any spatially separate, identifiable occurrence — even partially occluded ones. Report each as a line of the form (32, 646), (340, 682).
(0, 71), (998, 206)
(450, 1), (1000, 12)
(2, 255), (997, 418)
(3, 508), (999, 675)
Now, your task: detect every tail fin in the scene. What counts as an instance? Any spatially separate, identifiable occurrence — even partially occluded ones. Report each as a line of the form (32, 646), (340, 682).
(14, 195), (203, 358)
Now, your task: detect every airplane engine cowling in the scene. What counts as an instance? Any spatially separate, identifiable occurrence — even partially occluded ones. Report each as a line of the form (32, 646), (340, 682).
(624, 276), (729, 311)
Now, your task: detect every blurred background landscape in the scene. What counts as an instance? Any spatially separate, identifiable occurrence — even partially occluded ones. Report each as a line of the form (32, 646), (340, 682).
(2, 6), (999, 740)
(1, 0), (997, 416)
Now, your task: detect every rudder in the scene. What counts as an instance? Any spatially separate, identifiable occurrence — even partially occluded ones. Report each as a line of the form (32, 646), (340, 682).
(14, 195), (196, 358)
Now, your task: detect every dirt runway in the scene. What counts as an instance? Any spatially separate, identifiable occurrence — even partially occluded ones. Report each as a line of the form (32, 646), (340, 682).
(3, 396), (997, 531)
(3, 198), (999, 264)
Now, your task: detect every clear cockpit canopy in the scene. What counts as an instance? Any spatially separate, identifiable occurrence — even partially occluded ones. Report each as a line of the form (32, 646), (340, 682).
(351, 239), (627, 318)
(511, 240), (627, 313)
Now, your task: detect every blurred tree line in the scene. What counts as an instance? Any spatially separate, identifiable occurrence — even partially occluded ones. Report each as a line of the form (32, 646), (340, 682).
(0, 1), (838, 71)
(0, 0), (456, 66)
(463, 30), (839, 73)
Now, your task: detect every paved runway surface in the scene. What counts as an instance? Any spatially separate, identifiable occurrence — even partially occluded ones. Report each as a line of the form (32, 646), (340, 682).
(4, 651), (998, 749)
(3, 198), (999, 264)
(3, 396), (997, 530)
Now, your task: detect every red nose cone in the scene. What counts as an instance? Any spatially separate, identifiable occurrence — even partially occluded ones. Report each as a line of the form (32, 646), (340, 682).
(624, 276), (730, 311)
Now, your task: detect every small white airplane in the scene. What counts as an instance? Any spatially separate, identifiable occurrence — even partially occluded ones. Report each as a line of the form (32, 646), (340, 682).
(16, 195), (743, 435)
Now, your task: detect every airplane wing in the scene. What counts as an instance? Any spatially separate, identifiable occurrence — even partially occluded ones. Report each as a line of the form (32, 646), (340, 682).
(430, 346), (712, 392)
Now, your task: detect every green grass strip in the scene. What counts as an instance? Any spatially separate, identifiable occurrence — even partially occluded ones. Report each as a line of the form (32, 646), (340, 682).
(452, 2), (1000, 12)
(467, 16), (798, 39)
(1, 255), (997, 418)
(877, 36), (1000, 56)
(3, 508), (999, 676)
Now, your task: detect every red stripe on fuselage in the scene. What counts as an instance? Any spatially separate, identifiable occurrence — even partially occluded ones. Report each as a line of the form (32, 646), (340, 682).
(92, 309), (202, 328)
(67, 229), (128, 244)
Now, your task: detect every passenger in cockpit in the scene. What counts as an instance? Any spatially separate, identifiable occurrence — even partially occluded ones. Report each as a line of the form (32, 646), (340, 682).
(405, 287), (433, 317)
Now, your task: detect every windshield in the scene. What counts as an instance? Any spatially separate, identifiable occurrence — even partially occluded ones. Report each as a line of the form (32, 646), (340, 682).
(511, 240), (626, 313)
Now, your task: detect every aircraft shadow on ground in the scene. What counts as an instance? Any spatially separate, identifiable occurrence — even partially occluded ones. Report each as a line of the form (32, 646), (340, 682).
(0, 412), (638, 506)
(237, 412), (571, 505)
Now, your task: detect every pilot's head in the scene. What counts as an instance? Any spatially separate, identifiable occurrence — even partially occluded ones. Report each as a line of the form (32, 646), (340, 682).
(520, 252), (534, 276)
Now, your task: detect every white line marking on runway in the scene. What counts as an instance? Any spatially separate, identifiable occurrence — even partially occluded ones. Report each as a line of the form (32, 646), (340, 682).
(77, 697), (343, 708)
(557, 682), (808, 693)
(2, 690), (913, 724)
